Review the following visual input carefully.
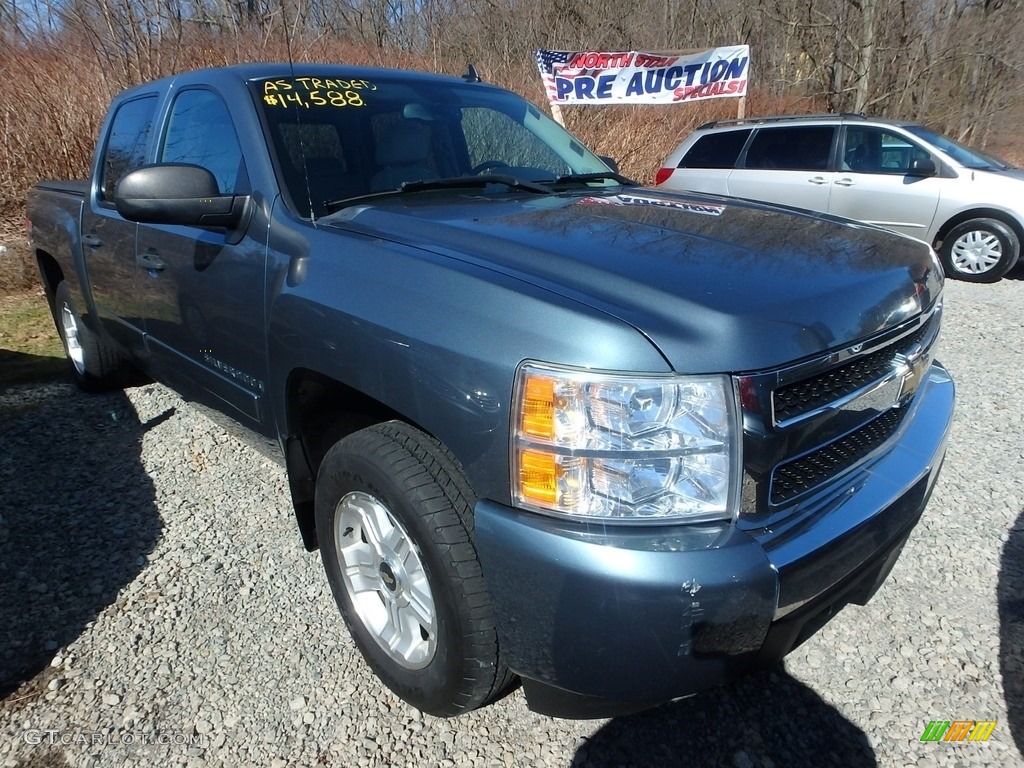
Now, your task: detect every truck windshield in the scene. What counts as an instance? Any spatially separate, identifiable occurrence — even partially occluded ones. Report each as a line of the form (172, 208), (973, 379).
(251, 73), (613, 218)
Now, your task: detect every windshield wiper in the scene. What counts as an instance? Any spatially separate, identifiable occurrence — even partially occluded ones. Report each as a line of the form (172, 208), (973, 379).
(401, 175), (554, 195)
(324, 188), (406, 214)
(324, 175), (552, 215)
(551, 172), (638, 187)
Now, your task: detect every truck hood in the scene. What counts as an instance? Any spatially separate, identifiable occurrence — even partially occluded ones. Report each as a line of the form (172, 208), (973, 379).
(324, 188), (941, 372)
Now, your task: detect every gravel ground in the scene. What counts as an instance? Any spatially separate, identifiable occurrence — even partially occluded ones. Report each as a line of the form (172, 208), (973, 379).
(1, 272), (1023, 768)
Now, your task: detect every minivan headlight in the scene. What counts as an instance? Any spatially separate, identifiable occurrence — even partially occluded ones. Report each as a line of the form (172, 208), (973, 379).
(511, 362), (741, 523)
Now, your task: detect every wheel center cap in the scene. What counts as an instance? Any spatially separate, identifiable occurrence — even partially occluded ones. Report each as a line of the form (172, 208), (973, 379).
(379, 562), (399, 593)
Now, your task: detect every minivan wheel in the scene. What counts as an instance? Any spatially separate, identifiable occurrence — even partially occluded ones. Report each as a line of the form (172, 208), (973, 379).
(939, 218), (1020, 283)
(314, 421), (515, 716)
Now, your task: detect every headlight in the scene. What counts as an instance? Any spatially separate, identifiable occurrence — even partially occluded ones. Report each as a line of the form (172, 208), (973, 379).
(511, 362), (741, 523)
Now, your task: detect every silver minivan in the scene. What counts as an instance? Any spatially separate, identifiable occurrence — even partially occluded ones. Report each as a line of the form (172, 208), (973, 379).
(656, 114), (1024, 282)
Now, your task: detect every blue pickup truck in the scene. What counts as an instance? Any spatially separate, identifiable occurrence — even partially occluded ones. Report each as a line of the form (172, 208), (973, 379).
(26, 64), (954, 718)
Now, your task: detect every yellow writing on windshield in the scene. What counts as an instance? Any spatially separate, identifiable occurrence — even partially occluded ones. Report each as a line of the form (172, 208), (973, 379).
(261, 77), (376, 109)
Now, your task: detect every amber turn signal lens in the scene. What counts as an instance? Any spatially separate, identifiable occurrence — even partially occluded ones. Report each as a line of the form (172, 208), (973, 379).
(518, 449), (559, 505)
(520, 374), (556, 439)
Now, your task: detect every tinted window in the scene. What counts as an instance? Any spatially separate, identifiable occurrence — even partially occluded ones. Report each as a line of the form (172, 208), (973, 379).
(461, 107), (570, 175)
(275, 122), (362, 217)
(278, 123), (348, 172)
(160, 90), (245, 194)
(744, 126), (835, 171)
(100, 95), (158, 200)
(680, 129), (751, 169)
(843, 126), (931, 174)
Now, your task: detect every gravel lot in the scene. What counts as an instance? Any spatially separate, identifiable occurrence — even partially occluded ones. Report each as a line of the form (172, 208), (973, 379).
(1, 272), (1023, 768)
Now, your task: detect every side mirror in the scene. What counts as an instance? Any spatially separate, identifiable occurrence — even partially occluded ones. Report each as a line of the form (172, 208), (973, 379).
(907, 157), (937, 177)
(114, 164), (248, 228)
(599, 155), (620, 174)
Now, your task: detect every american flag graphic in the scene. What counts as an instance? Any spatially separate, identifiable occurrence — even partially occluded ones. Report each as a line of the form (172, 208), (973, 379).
(534, 49), (586, 102)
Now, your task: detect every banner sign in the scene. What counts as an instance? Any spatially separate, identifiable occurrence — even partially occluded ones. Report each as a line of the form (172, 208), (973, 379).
(534, 46), (749, 105)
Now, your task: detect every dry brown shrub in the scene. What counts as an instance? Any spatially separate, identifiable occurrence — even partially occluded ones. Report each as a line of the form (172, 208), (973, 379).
(0, 29), (821, 291)
(0, 31), (438, 290)
(1, 38), (114, 289)
(987, 137), (1024, 167)
(0, 31), (438, 223)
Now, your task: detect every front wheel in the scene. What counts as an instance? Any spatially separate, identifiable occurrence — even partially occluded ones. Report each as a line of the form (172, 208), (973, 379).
(314, 421), (515, 716)
(938, 218), (1020, 283)
(52, 281), (131, 391)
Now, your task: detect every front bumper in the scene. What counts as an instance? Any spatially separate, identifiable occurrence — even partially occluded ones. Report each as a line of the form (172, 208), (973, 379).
(475, 363), (954, 717)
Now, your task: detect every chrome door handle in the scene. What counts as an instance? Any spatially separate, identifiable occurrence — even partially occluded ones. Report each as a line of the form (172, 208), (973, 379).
(834, 178), (856, 187)
(136, 251), (167, 271)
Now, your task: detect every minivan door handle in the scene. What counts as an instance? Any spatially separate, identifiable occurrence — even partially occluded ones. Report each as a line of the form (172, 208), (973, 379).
(807, 176), (829, 185)
(834, 178), (856, 187)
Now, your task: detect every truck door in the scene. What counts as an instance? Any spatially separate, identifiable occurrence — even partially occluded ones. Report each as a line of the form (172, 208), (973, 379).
(135, 87), (267, 426)
(80, 94), (160, 356)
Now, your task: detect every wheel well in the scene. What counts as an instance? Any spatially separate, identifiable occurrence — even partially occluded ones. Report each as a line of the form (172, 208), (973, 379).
(284, 369), (411, 551)
(934, 209), (1024, 250)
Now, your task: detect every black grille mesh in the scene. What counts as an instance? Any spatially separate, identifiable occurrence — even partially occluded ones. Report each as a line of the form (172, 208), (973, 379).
(770, 406), (908, 505)
(773, 324), (928, 424)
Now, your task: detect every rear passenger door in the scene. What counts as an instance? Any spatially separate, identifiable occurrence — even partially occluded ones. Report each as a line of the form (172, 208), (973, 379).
(81, 94), (159, 357)
(727, 125), (837, 212)
(827, 126), (941, 240)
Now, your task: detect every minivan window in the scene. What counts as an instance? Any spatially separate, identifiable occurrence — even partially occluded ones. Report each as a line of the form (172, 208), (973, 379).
(680, 129), (751, 169)
(744, 126), (834, 171)
(842, 126), (930, 174)
(904, 125), (1014, 170)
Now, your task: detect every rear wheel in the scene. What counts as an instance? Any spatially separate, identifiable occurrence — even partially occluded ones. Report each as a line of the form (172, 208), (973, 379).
(53, 281), (130, 391)
(938, 218), (1020, 283)
(315, 421), (515, 716)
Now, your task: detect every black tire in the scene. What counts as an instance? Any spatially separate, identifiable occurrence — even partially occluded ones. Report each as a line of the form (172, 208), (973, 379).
(52, 281), (131, 392)
(314, 421), (515, 716)
(938, 218), (1020, 283)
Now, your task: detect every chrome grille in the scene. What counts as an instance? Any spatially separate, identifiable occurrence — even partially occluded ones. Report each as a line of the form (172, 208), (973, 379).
(773, 324), (928, 425)
(770, 406), (908, 505)
(739, 301), (941, 517)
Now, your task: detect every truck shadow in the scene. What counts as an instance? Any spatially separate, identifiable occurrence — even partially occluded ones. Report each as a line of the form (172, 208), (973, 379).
(573, 667), (876, 767)
(0, 350), (67, 388)
(0, 383), (166, 702)
(1000, 504), (1024, 753)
